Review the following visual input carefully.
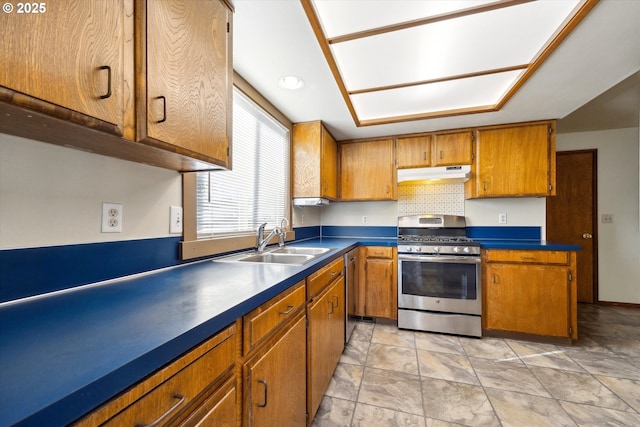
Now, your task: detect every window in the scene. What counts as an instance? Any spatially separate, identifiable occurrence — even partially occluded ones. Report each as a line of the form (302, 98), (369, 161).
(195, 87), (290, 240)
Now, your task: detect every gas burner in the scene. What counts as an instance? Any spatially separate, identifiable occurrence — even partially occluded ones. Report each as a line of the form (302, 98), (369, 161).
(398, 235), (474, 243)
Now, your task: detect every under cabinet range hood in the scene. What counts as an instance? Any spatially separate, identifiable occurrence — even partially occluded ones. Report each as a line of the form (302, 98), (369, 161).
(292, 197), (330, 207)
(397, 165), (471, 184)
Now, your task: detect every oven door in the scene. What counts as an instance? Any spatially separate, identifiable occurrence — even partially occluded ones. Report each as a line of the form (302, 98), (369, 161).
(398, 254), (481, 315)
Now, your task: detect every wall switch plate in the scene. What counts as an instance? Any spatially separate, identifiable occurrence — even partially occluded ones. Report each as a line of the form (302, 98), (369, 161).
(498, 213), (507, 224)
(170, 206), (183, 233)
(102, 203), (123, 233)
(601, 213), (614, 224)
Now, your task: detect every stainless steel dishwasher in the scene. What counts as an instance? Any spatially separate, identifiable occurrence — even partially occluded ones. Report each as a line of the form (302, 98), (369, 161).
(344, 248), (358, 343)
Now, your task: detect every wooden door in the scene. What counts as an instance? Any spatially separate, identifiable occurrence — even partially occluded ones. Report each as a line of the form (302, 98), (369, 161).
(485, 264), (570, 337)
(144, 0), (231, 166)
(245, 316), (306, 427)
(547, 150), (597, 303)
(397, 136), (431, 168)
(1, 0), (126, 128)
(432, 131), (473, 165)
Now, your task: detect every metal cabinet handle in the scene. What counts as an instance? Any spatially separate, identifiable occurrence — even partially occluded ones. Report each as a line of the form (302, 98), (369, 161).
(257, 380), (268, 408)
(136, 393), (185, 427)
(439, 150), (443, 160)
(328, 299), (334, 314)
(332, 295), (339, 308)
(423, 151), (427, 161)
(157, 96), (167, 123)
(492, 274), (497, 284)
(279, 305), (294, 315)
(98, 65), (112, 99)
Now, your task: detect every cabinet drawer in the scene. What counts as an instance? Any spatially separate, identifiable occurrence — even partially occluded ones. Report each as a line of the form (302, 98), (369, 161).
(307, 257), (344, 299)
(243, 281), (305, 355)
(75, 323), (237, 427)
(484, 249), (569, 265)
(364, 246), (393, 259)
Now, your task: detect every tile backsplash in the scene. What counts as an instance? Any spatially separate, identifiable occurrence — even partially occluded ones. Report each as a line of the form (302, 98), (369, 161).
(397, 182), (465, 216)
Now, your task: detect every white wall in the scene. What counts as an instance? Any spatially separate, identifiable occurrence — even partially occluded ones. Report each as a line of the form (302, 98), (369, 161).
(0, 134), (183, 249)
(556, 127), (640, 304)
(465, 197), (547, 235)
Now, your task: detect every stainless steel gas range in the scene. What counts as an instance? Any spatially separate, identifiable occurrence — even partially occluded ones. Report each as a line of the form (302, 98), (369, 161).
(397, 214), (482, 337)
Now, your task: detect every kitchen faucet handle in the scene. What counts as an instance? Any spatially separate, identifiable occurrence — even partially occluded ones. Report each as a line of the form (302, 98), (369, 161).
(280, 217), (289, 230)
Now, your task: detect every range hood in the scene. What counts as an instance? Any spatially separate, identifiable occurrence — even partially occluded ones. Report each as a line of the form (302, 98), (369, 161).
(397, 165), (471, 184)
(292, 197), (330, 207)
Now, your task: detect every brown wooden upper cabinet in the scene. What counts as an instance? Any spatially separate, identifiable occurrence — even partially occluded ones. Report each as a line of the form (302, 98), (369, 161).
(1, 0), (233, 171)
(397, 135), (432, 168)
(466, 121), (556, 198)
(432, 131), (474, 166)
(292, 121), (338, 200)
(138, 0), (232, 169)
(1, 0), (131, 136)
(339, 138), (396, 201)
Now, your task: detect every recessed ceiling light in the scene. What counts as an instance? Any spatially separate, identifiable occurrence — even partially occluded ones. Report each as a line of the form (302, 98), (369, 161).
(279, 75), (304, 90)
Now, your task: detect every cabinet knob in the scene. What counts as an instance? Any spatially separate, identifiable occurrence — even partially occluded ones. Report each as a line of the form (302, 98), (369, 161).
(582, 233), (593, 239)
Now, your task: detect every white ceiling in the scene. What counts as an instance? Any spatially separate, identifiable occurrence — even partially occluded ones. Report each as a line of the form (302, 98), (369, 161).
(233, 0), (640, 141)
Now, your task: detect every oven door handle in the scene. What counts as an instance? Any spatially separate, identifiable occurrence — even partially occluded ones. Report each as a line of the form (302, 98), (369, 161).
(398, 254), (481, 264)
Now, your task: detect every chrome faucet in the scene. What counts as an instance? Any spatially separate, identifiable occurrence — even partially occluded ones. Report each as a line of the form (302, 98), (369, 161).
(256, 222), (281, 253)
(278, 218), (289, 248)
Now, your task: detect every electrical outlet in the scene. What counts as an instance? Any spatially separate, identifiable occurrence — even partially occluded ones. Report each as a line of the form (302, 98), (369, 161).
(362, 216), (368, 224)
(498, 213), (507, 224)
(170, 206), (183, 233)
(601, 213), (614, 224)
(102, 203), (123, 233)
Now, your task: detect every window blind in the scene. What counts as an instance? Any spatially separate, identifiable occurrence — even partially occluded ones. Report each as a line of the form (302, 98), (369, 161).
(196, 88), (290, 238)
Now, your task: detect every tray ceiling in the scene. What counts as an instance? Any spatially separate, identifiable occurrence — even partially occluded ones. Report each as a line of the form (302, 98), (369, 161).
(302, 0), (598, 127)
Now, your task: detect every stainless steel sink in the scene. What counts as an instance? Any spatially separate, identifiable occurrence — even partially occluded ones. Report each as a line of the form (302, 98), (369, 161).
(239, 252), (315, 265)
(271, 247), (332, 255)
(215, 246), (333, 265)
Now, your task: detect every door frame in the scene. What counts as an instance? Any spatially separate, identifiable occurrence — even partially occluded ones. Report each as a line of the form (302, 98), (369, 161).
(553, 149), (599, 303)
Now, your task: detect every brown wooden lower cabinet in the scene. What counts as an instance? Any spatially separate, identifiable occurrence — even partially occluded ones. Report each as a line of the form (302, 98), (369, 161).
(356, 246), (397, 320)
(307, 276), (345, 423)
(482, 249), (577, 342)
(243, 313), (307, 427)
(73, 322), (240, 427)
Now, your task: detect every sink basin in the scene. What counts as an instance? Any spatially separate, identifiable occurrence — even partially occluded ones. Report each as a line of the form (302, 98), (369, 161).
(239, 252), (314, 265)
(215, 246), (334, 265)
(272, 247), (332, 255)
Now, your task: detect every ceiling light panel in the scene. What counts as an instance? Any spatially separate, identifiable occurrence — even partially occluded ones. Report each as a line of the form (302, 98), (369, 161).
(312, 0), (498, 38)
(351, 70), (523, 122)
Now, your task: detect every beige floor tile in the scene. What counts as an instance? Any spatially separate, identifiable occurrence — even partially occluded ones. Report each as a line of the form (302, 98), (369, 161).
(352, 403), (426, 427)
(351, 322), (374, 342)
(311, 396), (356, 427)
(340, 339), (369, 366)
(417, 349), (479, 385)
(366, 342), (419, 375)
(414, 331), (464, 355)
(486, 388), (577, 427)
(325, 362), (364, 402)
(422, 378), (499, 426)
(565, 349), (640, 380)
(358, 367), (424, 416)
(372, 323), (416, 348)
(560, 400), (640, 426)
(460, 336), (518, 360)
(470, 357), (551, 398)
(596, 375), (640, 413)
(507, 340), (586, 372)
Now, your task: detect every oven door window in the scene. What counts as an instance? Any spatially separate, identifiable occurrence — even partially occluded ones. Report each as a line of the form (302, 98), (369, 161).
(401, 260), (478, 300)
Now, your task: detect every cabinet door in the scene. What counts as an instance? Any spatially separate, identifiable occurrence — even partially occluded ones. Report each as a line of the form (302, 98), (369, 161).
(245, 316), (306, 427)
(484, 264), (570, 337)
(321, 127), (338, 199)
(1, 0), (127, 130)
(144, 0), (231, 167)
(363, 258), (396, 319)
(340, 139), (396, 200)
(177, 376), (237, 427)
(307, 284), (335, 422)
(474, 123), (553, 197)
(432, 131), (473, 165)
(397, 136), (431, 168)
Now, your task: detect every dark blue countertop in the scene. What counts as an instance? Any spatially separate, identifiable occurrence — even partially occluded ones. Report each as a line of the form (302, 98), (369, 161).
(475, 239), (581, 251)
(0, 238), (377, 427)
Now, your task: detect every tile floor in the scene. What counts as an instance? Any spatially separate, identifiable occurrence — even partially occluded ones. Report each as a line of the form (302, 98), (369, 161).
(311, 304), (640, 427)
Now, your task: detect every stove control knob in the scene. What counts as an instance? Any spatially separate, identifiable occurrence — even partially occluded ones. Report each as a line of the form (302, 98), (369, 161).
(434, 246), (440, 253)
(452, 247), (460, 253)
(415, 247), (422, 252)
(406, 247), (412, 252)
(463, 247), (470, 253)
